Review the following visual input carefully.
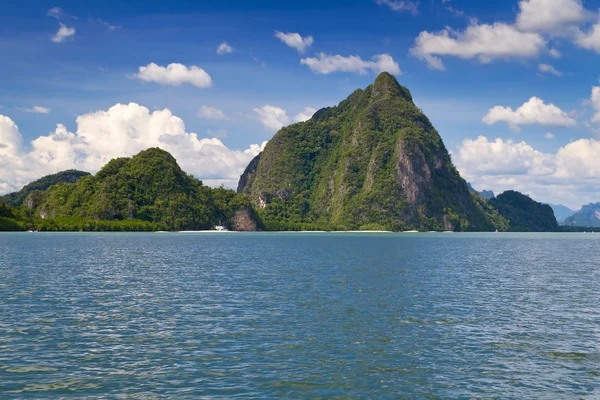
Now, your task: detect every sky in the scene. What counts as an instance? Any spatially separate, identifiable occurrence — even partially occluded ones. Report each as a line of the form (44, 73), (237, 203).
(1, 0), (600, 209)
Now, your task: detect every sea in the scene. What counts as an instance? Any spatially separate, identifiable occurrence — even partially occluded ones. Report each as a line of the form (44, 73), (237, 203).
(0, 232), (599, 398)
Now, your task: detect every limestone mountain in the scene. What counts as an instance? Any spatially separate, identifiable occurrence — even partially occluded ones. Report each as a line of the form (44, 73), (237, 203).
(564, 203), (600, 227)
(25, 148), (260, 231)
(467, 183), (495, 200)
(238, 72), (503, 231)
(489, 191), (558, 232)
(548, 204), (576, 224)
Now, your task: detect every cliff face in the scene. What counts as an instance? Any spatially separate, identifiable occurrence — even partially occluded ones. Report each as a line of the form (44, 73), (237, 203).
(230, 208), (260, 231)
(238, 73), (497, 231)
(237, 153), (261, 194)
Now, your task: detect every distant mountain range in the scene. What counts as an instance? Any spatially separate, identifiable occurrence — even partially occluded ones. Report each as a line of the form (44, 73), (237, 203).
(467, 183), (495, 200)
(563, 203), (600, 228)
(548, 204), (577, 224)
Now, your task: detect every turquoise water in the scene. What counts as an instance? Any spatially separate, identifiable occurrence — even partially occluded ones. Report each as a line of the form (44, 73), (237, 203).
(1, 232), (599, 398)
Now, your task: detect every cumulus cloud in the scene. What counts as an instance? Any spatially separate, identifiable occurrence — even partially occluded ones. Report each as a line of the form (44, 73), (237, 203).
(294, 107), (317, 122)
(301, 53), (401, 75)
(411, 23), (547, 70)
(538, 63), (563, 76)
(482, 97), (576, 130)
(252, 105), (290, 131)
(274, 31), (314, 53)
(20, 106), (51, 114)
(217, 42), (234, 55)
(455, 136), (600, 207)
(516, 0), (592, 34)
(575, 22), (600, 53)
(51, 23), (76, 43)
(374, 0), (418, 15)
(0, 115), (22, 157)
(134, 63), (212, 88)
(197, 106), (227, 120)
(545, 132), (555, 139)
(0, 105), (266, 194)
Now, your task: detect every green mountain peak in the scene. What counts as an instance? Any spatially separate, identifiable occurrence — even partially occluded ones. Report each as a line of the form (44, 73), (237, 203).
(238, 73), (502, 231)
(372, 72), (413, 102)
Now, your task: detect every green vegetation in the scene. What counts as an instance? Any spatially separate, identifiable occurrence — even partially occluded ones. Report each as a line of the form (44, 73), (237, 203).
(489, 191), (558, 232)
(0, 200), (26, 231)
(1, 170), (90, 207)
(32, 218), (165, 232)
(1, 148), (261, 231)
(240, 72), (506, 232)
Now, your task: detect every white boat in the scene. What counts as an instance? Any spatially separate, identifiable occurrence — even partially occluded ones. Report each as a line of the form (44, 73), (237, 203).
(214, 225), (228, 232)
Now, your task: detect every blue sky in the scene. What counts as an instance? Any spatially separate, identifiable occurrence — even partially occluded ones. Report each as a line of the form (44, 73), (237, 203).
(1, 0), (600, 208)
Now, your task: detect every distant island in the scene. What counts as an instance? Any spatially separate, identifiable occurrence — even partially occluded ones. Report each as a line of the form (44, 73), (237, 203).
(563, 203), (600, 228)
(0, 73), (585, 233)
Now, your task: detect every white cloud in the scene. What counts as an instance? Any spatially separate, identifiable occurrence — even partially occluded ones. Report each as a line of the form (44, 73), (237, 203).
(301, 53), (401, 75)
(589, 86), (600, 124)
(482, 97), (576, 130)
(0, 105), (266, 194)
(549, 48), (562, 58)
(197, 106), (227, 120)
(207, 129), (227, 139)
(0, 115), (22, 157)
(374, 0), (418, 15)
(294, 107), (317, 122)
(411, 23), (547, 70)
(455, 135), (600, 207)
(253, 57), (266, 68)
(91, 18), (120, 31)
(134, 63), (212, 88)
(516, 0), (592, 34)
(575, 22), (600, 53)
(47, 7), (77, 20)
(21, 106), (51, 114)
(51, 23), (76, 43)
(274, 31), (314, 53)
(217, 42), (234, 55)
(545, 132), (555, 139)
(538, 63), (563, 76)
(252, 105), (290, 131)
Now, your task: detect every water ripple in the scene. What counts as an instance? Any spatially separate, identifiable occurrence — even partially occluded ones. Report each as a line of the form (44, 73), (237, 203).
(0, 232), (599, 398)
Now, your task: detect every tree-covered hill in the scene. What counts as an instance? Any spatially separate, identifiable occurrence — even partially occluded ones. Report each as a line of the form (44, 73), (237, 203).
(489, 191), (558, 232)
(239, 72), (505, 232)
(20, 148), (261, 231)
(1, 170), (90, 207)
(0, 199), (26, 231)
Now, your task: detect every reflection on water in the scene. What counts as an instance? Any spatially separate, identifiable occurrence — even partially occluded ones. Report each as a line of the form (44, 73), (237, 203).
(0, 232), (599, 398)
